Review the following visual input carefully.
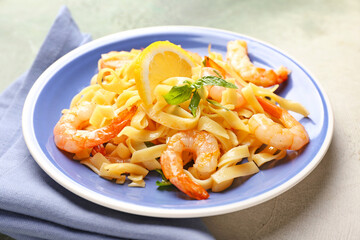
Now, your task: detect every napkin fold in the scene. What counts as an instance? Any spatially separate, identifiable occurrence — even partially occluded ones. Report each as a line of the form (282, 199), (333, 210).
(0, 6), (214, 240)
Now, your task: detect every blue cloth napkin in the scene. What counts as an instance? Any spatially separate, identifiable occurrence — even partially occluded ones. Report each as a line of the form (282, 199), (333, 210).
(0, 6), (214, 240)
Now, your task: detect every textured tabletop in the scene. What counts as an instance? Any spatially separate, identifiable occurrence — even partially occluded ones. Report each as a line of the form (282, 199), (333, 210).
(1, 0), (359, 239)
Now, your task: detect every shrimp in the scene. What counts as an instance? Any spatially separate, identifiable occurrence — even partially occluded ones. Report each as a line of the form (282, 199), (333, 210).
(248, 97), (309, 150)
(226, 40), (290, 87)
(202, 57), (246, 109)
(98, 50), (140, 71)
(54, 101), (137, 153)
(91, 144), (130, 163)
(160, 130), (220, 200)
(91, 144), (107, 156)
(98, 52), (130, 70)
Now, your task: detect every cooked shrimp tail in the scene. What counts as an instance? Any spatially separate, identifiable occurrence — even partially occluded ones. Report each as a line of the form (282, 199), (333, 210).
(170, 173), (209, 200)
(227, 40), (290, 87)
(92, 144), (106, 156)
(248, 97), (309, 150)
(204, 56), (228, 78)
(160, 130), (220, 200)
(54, 103), (137, 153)
(257, 97), (301, 128)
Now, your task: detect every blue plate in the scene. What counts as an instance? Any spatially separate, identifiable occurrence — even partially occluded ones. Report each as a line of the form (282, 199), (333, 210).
(22, 26), (333, 218)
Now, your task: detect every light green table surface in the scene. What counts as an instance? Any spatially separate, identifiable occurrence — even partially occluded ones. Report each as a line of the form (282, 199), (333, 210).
(1, 0), (360, 239)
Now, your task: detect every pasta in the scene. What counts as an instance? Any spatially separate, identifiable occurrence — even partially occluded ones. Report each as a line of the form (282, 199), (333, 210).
(53, 40), (309, 200)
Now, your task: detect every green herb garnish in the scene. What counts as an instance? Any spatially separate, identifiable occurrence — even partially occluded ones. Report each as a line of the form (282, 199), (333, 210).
(155, 169), (173, 187)
(163, 84), (194, 105)
(189, 91), (201, 116)
(144, 141), (156, 147)
(192, 76), (237, 89)
(207, 99), (230, 111)
(163, 76), (237, 117)
(202, 58), (207, 67)
(213, 70), (222, 78)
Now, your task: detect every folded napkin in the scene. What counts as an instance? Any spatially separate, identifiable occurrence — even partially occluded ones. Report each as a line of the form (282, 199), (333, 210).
(0, 6), (214, 240)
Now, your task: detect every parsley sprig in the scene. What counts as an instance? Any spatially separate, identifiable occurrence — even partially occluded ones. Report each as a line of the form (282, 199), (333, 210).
(163, 76), (237, 116)
(155, 169), (173, 187)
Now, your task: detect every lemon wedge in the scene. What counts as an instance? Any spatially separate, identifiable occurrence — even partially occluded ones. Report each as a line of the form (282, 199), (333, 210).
(134, 41), (196, 106)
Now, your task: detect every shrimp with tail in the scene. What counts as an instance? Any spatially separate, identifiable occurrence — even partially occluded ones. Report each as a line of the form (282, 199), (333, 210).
(227, 40), (290, 87)
(160, 130), (220, 200)
(54, 102), (137, 153)
(249, 97), (309, 150)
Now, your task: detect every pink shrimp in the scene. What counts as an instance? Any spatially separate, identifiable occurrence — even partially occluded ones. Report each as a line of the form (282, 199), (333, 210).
(98, 51), (140, 71)
(91, 144), (107, 156)
(248, 97), (309, 150)
(202, 57), (246, 109)
(160, 130), (220, 200)
(54, 102), (137, 153)
(226, 40), (290, 87)
(91, 144), (130, 163)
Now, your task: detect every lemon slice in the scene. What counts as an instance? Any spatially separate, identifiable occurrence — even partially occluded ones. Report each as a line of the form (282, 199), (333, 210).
(134, 41), (196, 106)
